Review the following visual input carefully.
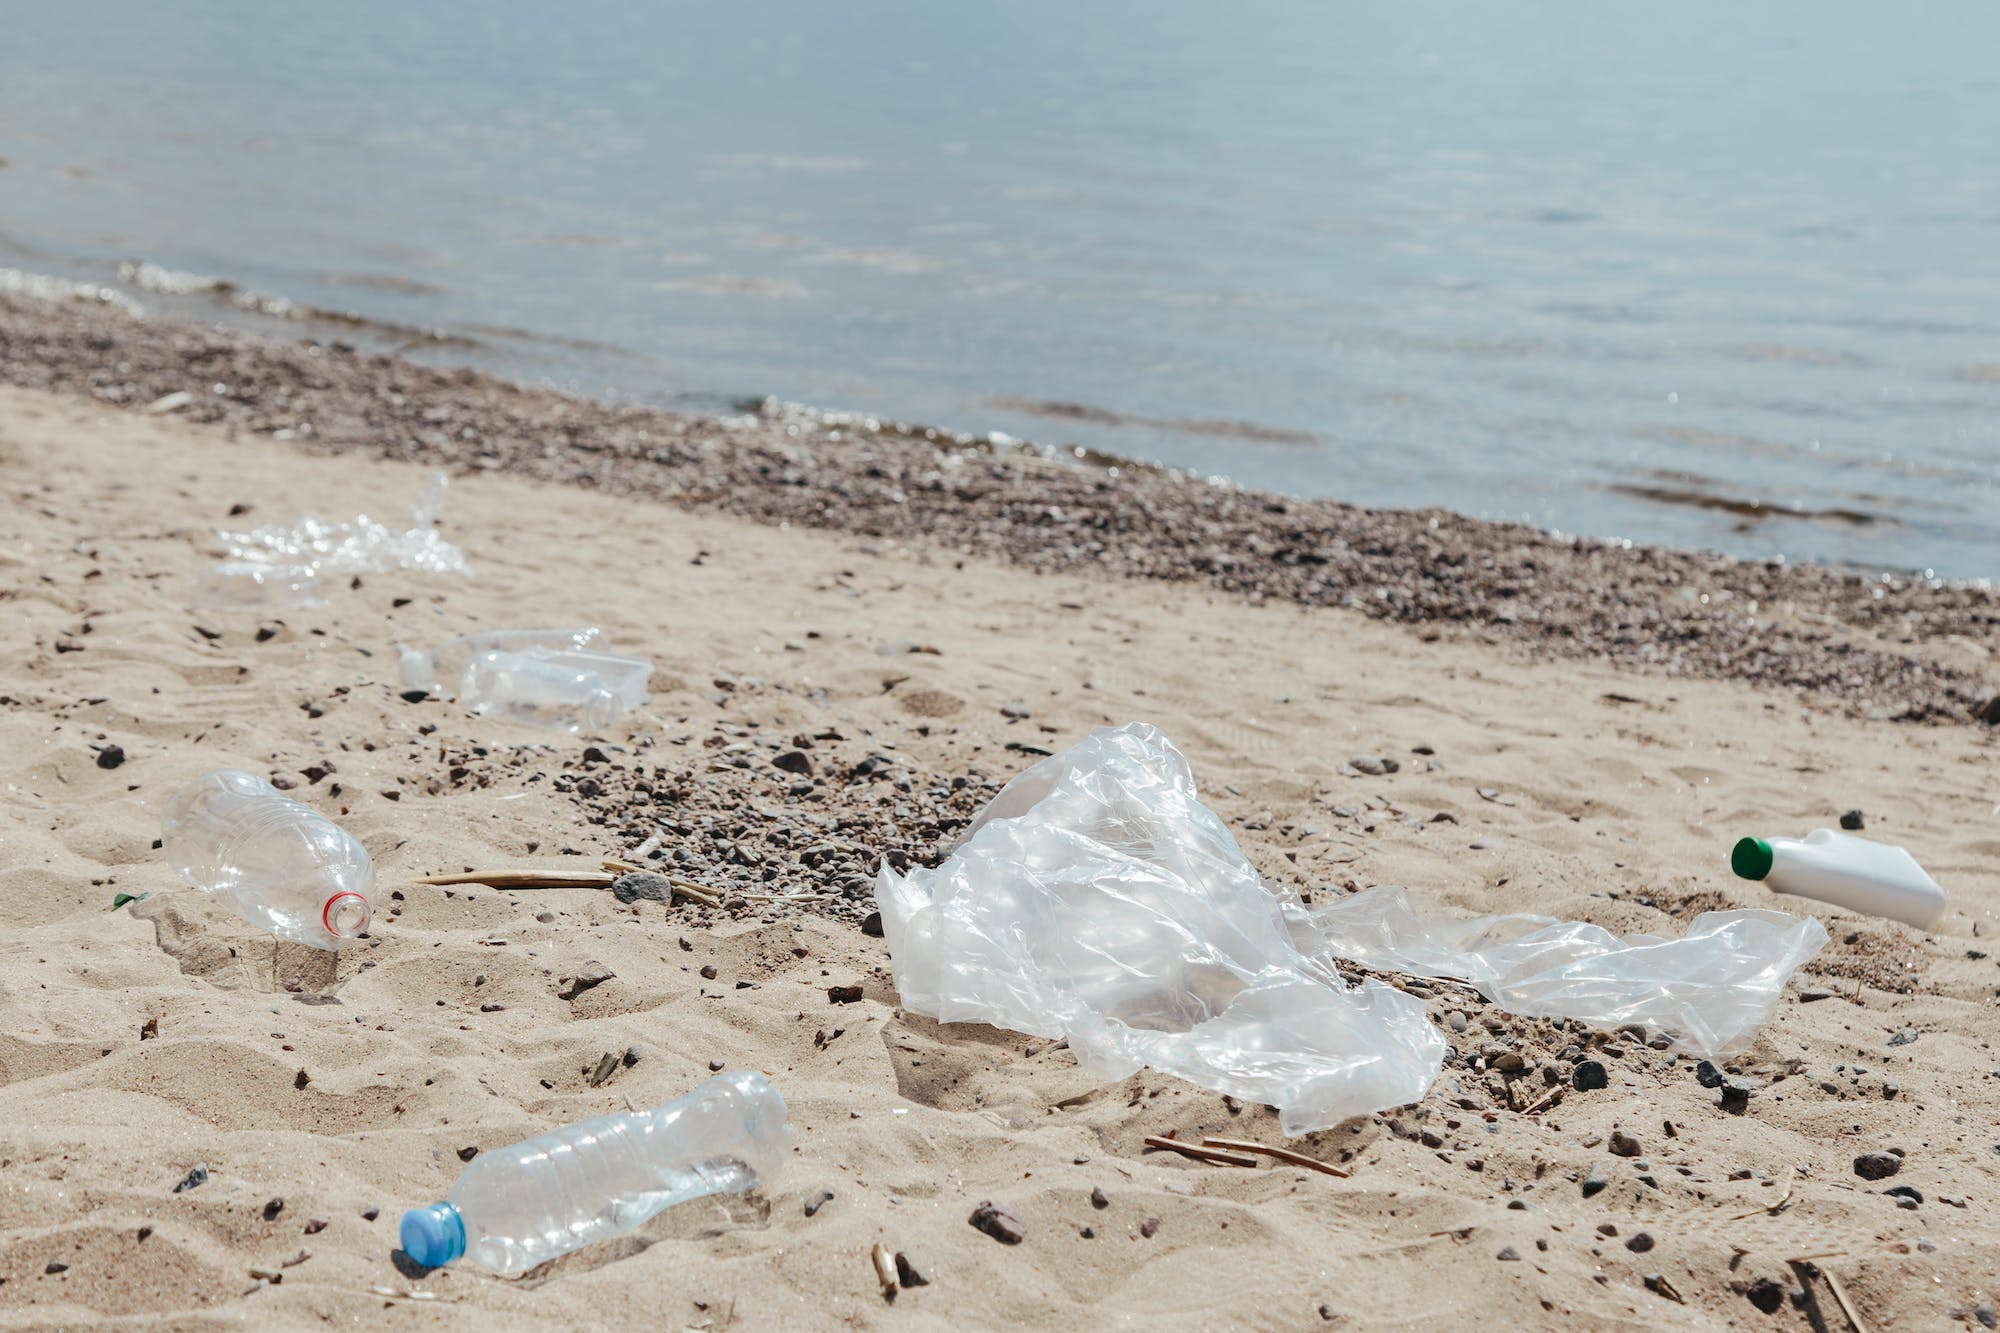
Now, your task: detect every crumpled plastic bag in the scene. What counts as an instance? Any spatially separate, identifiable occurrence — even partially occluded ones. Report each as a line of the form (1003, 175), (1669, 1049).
(1302, 886), (1827, 1057)
(216, 472), (470, 577)
(878, 723), (1828, 1134)
(877, 723), (1446, 1133)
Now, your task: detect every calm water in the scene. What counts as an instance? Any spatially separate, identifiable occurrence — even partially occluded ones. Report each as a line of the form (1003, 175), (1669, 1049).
(4, 2), (1998, 576)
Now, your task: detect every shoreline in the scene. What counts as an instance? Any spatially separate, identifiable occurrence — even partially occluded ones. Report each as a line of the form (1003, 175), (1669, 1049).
(2, 290), (1995, 725)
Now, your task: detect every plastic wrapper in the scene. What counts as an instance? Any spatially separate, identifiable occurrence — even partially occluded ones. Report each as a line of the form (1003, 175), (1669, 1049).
(215, 471), (469, 577)
(877, 723), (1446, 1134)
(879, 723), (1828, 1134)
(1302, 886), (1827, 1057)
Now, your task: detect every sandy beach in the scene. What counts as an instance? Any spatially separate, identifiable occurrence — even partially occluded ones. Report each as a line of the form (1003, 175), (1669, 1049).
(2, 300), (1998, 1329)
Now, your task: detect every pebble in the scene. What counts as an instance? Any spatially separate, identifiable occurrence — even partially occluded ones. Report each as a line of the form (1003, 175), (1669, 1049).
(96, 743), (126, 770)
(1745, 1277), (1785, 1314)
(262, 1198), (285, 1221)
(1572, 1060), (1609, 1091)
(1446, 1011), (1468, 1034)
(1719, 1079), (1754, 1115)
(361, 1206), (380, 1221)
(968, 1200), (1025, 1244)
(700, 964), (718, 980)
(1090, 1186), (1109, 1210)
(1609, 1130), (1641, 1157)
(893, 1252), (929, 1288)
(1000, 701), (1031, 720)
(1350, 756), (1400, 776)
(1884, 1185), (1922, 1208)
(1139, 1216), (1161, 1239)
(828, 984), (864, 1004)
(1624, 1232), (1654, 1253)
(1852, 1151), (1902, 1181)
(861, 911), (884, 937)
(1695, 1060), (1724, 1088)
(1883, 1081), (1900, 1099)
(804, 1190), (834, 1217)
(611, 872), (674, 905)
(304, 1218), (327, 1235)
(173, 1163), (209, 1193)
(1839, 809), (1865, 830)
(1581, 1169), (1608, 1199)
(558, 961), (614, 1000)
(457, 1145), (480, 1162)
(1495, 1245), (1520, 1261)
(1797, 989), (1835, 1003)
(1887, 1027), (1919, 1047)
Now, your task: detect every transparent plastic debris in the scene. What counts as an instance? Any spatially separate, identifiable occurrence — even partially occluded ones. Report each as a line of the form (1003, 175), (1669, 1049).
(397, 627), (609, 697)
(878, 723), (1830, 1133)
(191, 561), (324, 611)
(215, 471), (470, 577)
(1302, 886), (1828, 1057)
(398, 1070), (790, 1274)
(160, 769), (373, 950)
(459, 647), (652, 733)
(876, 723), (1447, 1134)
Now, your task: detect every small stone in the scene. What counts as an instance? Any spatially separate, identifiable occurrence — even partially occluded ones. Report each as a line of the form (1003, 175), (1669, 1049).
(1745, 1277), (1785, 1315)
(1887, 1027), (1919, 1048)
(804, 1190), (834, 1217)
(969, 1200), (1025, 1244)
(1884, 1185), (1922, 1208)
(700, 964), (718, 980)
(536, 911), (556, 923)
(1581, 1170), (1608, 1198)
(262, 1197), (285, 1221)
(1839, 809), (1865, 830)
(1719, 1079), (1754, 1115)
(46, 1261), (68, 1274)
(622, 1045), (642, 1067)
(1695, 1060), (1725, 1088)
(893, 1253), (929, 1288)
(773, 750), (813, 776)
(1798, 988), (1835, 1003)
(828, 984), (864, 1004)
(861, 911), (884, 937)
(1883, 1081), (1900, 1099)
(361, 1206), (380, 1221)
(304, 1218), (327, 1235)
(96, 744), (126, 770)
(1852, 1151), (1901, 1181)
(1609, 1130), (1641, 1157)
(1446, 1011), (1468, 1034)
(1139, 1216), (1161, 1239)
(1625, 1232), (1654, 1253)
(1492, 1051), (1526, 1072)
(1090, 1186), (1109, 1210)
(558, 961), (614, 1000)
(1495, 1245), (1520, 1261)
(611, 872), (674, 905)
(1000, 700), (1031, 720)
(1572, 1060), (1609, 1091)
(457, 1145), (480, 1162)
(1350, 755), (1400, 776)
(173, 1163), (210, 1193)
(1973, 1303), (1996, 1329)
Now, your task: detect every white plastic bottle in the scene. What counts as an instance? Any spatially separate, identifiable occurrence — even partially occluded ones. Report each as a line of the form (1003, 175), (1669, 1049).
(398, 1071), (791, 1274)
(459, 648), (650, 733)
(397, 627), (608, 698)
(1731, 829), (1945, 929)
(160, 769), (374, 949)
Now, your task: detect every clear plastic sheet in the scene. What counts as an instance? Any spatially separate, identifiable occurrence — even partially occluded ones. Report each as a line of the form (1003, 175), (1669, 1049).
(214, 472), (470, 577)
(876, 723), (1446, 1134)
(878, 723), (1827, 1134)
(1301, 886), (1827, 1057)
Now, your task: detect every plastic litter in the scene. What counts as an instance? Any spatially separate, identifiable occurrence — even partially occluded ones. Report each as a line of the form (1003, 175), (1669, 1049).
(399, 1071), (790, 1274)
(879, 723), (1830, 1133)
(1303, 886), (1828, 1057)
(160, 769), (373, 949)
(1731, 828), (1945, 929)
(213, 471), (470, 578)
(459, 647), (651, 733)
(191, 561), (324, 612)
(397, 627), (608, 697)
(876, 723), (1446, 1134)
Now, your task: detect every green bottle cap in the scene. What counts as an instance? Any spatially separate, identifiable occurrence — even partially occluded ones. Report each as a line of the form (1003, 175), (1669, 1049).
(1731, 837), (1774, 881)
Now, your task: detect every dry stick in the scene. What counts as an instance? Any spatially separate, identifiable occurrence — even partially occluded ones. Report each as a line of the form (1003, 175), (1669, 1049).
(1819, 1265), (1870, 1333)
(1141, 1135), (1258, 1168)
(416, 870), (616, 888)
(1199, 1137), (1351, 1178)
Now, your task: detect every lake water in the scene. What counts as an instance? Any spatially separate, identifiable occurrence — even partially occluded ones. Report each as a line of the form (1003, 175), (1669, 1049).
(4, 2), (1997, 577)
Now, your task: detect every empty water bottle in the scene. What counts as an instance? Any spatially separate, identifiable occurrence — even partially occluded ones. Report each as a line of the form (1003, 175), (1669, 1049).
(399, 1070), (790, 1274)
(193, 561), (324, 612)
(160, 769), (373, 949)
(459, 647), (651, 733)
(397, 627), (607, 697)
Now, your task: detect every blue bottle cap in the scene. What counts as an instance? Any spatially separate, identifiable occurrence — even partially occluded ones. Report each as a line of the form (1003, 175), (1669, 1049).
(399, 1201), (466, 1269)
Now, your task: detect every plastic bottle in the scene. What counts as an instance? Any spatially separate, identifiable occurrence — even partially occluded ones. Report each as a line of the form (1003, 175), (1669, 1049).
(160, 769), (373, 949)
(458, 647), (650, 733)
(193, 561), (324, 611)
(1731, 829), (1945, 929)
(397, 627), (607, 697)
(399, 1071), (791, 1274)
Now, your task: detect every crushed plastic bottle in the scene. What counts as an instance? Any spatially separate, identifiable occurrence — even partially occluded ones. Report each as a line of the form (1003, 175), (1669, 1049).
(458, 647), (651, 733)
(399, 1071), (790, 1274)
(1732, 829), (1946, 929)
(397, 627), (609, 697)
(160, 769), (373, 950)
(215, 471), (471, 577)
(191, 561), (325, 612)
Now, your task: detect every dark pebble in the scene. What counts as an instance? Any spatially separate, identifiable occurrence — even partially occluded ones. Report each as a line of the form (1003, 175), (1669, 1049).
(1625, 1232), (1654, 1253)
(894, 1252), (929, 1288)
(1853, 1151), (1902, 1180)
(262, 1198), (285, 1221)
(1139, 1216), (1161, 1239)
(1350, 755), (1400, 776)
(1572, 1059), (1608, 1091)
(1495, 1245), (1520, 1261)
(1695, 1060), (1724, 1088)
(457, 1146), (480, 1162)
(1090, 1186), (1109, 1210)
(1609, 1130), (1641, 1157)
(861, 911), (884, 937)
(828, 984), (864, 1004)
(1884, 1185), (1923, 1207)
(1581, 1170), (1608, 1198)
(361, 1206), (380, 1221)
(46, 1261), (68, 1274)
(1839, 809), (1865, 830)
(804, 1190), (834, 1217)
(399, 690), (429, 704)
(1745, 1277), (1785, 1314)
(1720, 1079), (1754, 1115)
(96, 744), (126, 770)
(1887, 1027), (1919, 1047)
(611, 872), (674, 905)
(700, 964), (718, 980)
(774, 750), (813, 775)
(622, 1045), (642, 1067)
(173, 1163), (209, 1193)
(304, 1218), (327, 1235)
(968, 1200), (1025, 1244)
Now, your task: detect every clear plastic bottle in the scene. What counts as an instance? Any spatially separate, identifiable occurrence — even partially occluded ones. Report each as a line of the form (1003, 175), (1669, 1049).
(397, 627), (608, 697)
(193, 561), (324, 611)
(458, 647), (650, 733)
(160, 769), (373, 949)
(399, 1071), (791, 1274)
(1732, 829), (1946, 929)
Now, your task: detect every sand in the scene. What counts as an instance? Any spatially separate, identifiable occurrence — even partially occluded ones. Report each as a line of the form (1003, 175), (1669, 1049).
(2, 377), (1997, 1330)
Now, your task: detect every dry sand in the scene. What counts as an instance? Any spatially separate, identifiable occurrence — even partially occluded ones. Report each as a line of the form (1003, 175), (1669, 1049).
(2, 382), (1998, 1330)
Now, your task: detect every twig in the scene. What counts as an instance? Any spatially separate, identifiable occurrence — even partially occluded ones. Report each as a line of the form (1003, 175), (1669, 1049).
(1820, 1265), (1870, 1333)
(1199, 1136), (1350, 1178)
(1520, 1083), (1565, 1117)
(417, 870), (616, 888)
(870, 1242), (898, 1302)
(742, 891), (836, 904)
(1142, 1134), (1257, 1168)
(1731, 1174), (1795, 1220)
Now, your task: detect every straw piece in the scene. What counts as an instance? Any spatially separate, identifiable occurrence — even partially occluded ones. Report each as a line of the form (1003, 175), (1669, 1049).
(1199, 1136), (1351, 1178)
(416, 870), (615, 888)
(1142, 1134), (1257, 1168)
